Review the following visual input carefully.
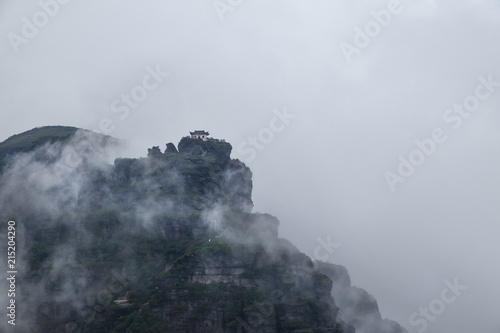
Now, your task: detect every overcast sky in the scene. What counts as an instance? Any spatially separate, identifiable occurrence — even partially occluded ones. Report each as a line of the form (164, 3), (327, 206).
(1, 0), (500, 332)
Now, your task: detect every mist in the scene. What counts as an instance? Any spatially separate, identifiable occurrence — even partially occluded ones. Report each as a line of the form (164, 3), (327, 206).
(1, 0), (500, 332)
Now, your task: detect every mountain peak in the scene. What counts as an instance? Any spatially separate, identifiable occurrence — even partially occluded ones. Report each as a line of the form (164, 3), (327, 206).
(0, 126), (407, 333)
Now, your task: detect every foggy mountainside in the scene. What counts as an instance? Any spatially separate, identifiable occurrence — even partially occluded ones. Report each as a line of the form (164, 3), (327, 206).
(0, 126), (408, 333)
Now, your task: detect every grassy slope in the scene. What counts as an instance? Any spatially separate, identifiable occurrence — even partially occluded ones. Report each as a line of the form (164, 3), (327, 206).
(0, 126), (79, 160)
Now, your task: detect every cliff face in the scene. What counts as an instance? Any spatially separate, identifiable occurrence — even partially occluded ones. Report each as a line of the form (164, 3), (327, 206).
(0, 128), (406, 333)
(152, 234), (344, 333)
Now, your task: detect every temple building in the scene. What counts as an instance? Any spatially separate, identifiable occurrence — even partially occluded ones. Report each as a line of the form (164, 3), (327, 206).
(190, 130), (209, 141)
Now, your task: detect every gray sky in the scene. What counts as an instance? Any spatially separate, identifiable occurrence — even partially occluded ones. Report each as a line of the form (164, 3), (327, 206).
(1, 0), (500, 332)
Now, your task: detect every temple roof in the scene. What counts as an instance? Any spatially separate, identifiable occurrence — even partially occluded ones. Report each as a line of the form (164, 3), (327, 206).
(190, 130), (209, 135)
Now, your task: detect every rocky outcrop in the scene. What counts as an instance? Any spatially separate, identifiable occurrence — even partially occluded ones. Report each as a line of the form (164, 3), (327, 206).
(178, 137), (232, 164)
(113, 138), (253, 214)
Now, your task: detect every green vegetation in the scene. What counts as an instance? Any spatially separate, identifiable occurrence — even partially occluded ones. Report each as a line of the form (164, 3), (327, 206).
(0, 126), (76, 169)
